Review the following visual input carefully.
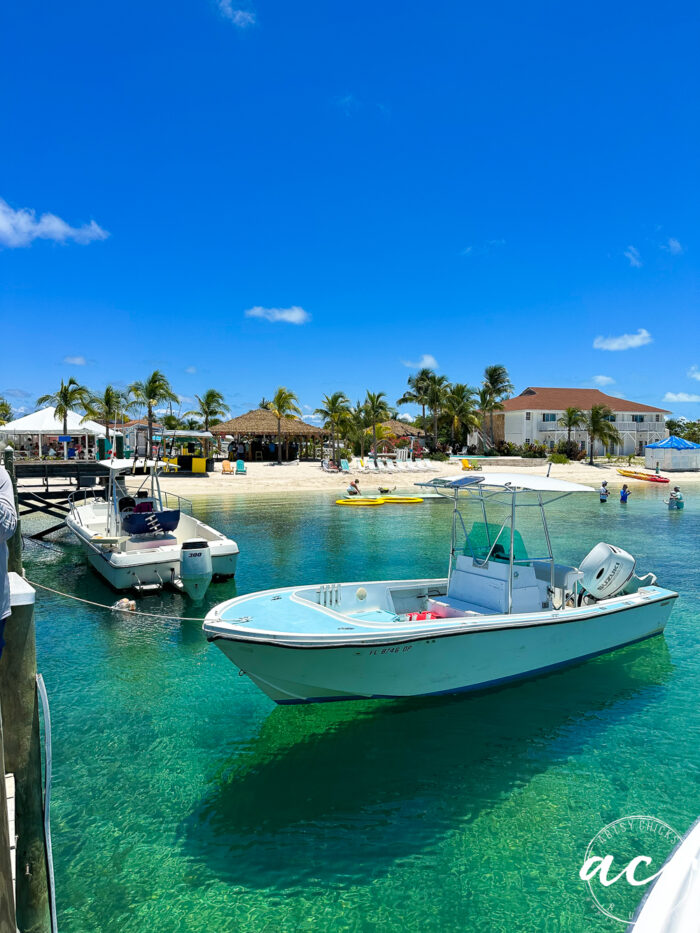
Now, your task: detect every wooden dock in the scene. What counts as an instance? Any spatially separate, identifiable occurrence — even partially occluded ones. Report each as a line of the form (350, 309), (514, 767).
(15, 460), (105, 539)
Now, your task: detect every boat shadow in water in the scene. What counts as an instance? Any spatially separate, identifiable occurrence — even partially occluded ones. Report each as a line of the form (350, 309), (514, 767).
(180, 638), (673, 888)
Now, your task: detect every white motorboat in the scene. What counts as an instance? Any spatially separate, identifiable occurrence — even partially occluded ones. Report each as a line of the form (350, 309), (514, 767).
(65, 458), (238, 598)
(203, 473), (677, 704)
(628, 816), (700, 932)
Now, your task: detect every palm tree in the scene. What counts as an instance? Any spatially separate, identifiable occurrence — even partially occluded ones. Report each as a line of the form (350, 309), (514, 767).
(37, 377), (92, 458)
(266, 387), (302, 463)
(258, 396), (271, 409)
(558, 406), (585, 444)
(443, 384), (479, 448)
(315, 392), (350, 462)
(84, 385), (131, 442)
(0, 396), (11, 425)
(186, 389), (229, 455)
(584, 405), (622, 465)
(344, 400), (371, 458)
(397, 367), (434, 425)
(478, 385), (492, 454)
(128, 370), (179, 454)
(481, 364), (514, 447)
(364, 391), (391, 464)
(425, 373), (450, 450)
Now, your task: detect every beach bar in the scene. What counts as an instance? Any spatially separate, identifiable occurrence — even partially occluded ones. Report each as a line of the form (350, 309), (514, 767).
(211, 409), (325, 461)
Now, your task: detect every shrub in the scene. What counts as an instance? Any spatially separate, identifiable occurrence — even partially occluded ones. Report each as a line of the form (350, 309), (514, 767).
(427, 451), (449, 461)
(521, 442), (548, 459)
(556, 439), (580, 460)
(548, 452), (569, 464)
(495, 441), (520, 456)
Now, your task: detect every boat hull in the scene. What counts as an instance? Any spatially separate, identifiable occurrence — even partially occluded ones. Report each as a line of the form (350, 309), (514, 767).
(208, 589), (677, 704)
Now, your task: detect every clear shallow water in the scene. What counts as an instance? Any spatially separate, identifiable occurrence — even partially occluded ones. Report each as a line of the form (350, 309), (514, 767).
(23, 485), (700, 932)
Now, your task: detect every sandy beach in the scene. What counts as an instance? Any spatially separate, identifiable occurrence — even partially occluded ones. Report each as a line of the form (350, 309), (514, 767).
(124, 458), (700, 499)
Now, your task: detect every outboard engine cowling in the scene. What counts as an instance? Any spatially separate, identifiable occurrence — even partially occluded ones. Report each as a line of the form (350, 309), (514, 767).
(579, 542), (636, 599)
(180, 539), (213, 601)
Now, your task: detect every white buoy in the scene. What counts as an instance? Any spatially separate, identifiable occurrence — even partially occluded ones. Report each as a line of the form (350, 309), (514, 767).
(179, 539), (213, 600)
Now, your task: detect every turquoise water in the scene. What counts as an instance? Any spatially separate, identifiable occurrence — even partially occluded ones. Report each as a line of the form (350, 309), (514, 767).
(24, 486), (700, 931)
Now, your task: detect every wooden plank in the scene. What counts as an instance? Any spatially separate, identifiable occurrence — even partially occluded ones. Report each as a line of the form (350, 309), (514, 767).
(30, 522), (66, 540)
(5, 774), (15, 897)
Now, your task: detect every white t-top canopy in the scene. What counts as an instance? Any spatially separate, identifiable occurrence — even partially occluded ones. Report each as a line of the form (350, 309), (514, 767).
(424, 473), (596, 493)
(0, 406), (114, 436)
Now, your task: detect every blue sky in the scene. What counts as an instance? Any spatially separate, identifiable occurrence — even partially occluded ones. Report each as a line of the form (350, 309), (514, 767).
(2, 0), (699, 421)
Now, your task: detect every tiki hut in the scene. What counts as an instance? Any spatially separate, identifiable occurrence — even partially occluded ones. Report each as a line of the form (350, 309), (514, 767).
(380, 420), (425, 438)
(211, 408), (325, 461)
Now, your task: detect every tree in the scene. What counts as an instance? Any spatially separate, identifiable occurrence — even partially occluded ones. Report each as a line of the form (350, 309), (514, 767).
(128, 370), (179, 454)
(397, 367), (434, 426)
(186, 389), (229, 454)
(0, 396), (11, 425)
(481, 364), (514, 447)
(315, 392), (350, 462)
(84, 385), (131, 442)
(266, 387), (302, 463)
(258, 396), (271, 409)
(584, 405), (622, 464)
(345, 400), (371, 458)
(36, 377), (92, 458)
(477, 386), (497, 452)
(425, 373), (450, 450)
(443, 384), (479, 448)
(363, 391), (391, 464)
(558, 407), (586, 443)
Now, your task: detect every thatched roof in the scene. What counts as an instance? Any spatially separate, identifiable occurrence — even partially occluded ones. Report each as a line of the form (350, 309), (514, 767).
(381, 419), (425, 437)
(211, 408), (324, 437)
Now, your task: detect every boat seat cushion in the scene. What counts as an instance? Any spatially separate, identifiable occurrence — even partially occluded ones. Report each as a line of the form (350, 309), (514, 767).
(428, 597), (487, 617)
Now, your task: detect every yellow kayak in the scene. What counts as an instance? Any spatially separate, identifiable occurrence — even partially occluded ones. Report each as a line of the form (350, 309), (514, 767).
(335, 496), (424, 506)
(617, 469), (669, 484)
(336, 498), (385, 506)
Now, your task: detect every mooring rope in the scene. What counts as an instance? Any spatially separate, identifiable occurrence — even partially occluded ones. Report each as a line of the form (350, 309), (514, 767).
(24, 578), (209, 622)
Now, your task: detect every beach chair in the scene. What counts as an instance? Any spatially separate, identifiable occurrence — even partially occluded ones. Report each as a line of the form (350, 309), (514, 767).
(366, 459), (380, 474)
(340, 459), (351, 473)
(221, 460), (234, 475)
(235, 459), (247, 475)
(461, 458), (476, 471)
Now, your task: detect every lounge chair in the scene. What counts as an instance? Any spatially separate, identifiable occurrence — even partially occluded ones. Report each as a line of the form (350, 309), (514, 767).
(222, 460), (233, 475)
(366, 459), (380, 473)
(461, 458), (476, 471)
(236, 459), (247, 475)
(340, 459), (351, 473)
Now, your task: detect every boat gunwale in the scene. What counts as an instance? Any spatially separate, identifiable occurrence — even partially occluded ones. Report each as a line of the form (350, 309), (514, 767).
(204, 585), (678, 649)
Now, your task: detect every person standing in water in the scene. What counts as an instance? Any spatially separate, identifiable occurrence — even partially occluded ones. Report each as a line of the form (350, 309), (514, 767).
(620, 484), (630, 504)
(599, 481), (610, 503)
(669, 486), (684, 510)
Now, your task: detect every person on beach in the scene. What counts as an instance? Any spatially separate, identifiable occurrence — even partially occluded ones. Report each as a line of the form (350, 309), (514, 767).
(599, 481), (610, 503)
(620, 484), (630, 504)
(0, 463), (18, 625)
(347, 478), (361, 496)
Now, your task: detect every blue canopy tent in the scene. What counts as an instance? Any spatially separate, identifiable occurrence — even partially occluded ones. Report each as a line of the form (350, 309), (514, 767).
(645, 435), (700, 471)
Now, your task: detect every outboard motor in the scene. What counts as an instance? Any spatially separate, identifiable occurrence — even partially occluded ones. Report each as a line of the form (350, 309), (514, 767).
(180, 539), (213, 601)
(579, 543), (636, 600)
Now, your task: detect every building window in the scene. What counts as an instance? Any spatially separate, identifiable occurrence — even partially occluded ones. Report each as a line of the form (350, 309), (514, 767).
(542, 413), (556, 422)
(604, 414), (617, 422)
(525, 412), (531, 421)
(631, 415), (644, 423)
(525, 438), (531, 445)
(655, 414), (661, 422)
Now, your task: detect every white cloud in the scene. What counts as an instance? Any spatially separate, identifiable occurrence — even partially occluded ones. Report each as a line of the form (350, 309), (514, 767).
(63, 355), (86, 366)
(185, 366), (197, 374)
(397, 413), (415, 422)
(244, 305), (311, 325)
(217, 2), (255, 26)
(0, 197), (109, 248)
(662, 237), (683, 255)
(624, 245), (642, 268)
(1, 388), (31, 399)
(593, 328), (652, 351)
(592, 375), (615, 386)
(663, 392), (700, 403)
(687, 365), (700, 382)
(461, 239), (505, 257)
(402, 354), (439, 370)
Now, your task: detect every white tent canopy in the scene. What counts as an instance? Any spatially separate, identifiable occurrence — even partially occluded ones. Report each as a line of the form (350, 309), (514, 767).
(0, 406), (108, 436)
(0, 406), (119, 457)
